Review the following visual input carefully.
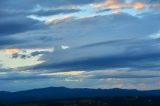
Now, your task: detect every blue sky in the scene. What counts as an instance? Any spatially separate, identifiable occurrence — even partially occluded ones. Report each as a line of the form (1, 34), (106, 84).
(0, 0), (160, 91)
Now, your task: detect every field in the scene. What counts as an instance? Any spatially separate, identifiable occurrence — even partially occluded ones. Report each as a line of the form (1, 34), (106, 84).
(1, 96), (160, 106)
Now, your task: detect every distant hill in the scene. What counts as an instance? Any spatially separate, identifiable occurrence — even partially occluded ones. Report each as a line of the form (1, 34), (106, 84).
(0, 87), (160, 103)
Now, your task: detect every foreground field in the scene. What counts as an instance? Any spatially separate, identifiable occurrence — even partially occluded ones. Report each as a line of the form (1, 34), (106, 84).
(1, 96), (160, 106)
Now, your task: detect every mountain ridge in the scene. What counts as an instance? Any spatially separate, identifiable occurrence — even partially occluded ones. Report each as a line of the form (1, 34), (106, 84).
(1, 87), (160, 103)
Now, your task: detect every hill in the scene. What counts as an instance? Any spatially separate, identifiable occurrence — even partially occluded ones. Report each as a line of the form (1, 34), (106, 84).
(0, 87), (160, 103)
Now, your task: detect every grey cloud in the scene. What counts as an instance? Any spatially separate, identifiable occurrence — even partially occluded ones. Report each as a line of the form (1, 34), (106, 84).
(11, 51), (51, 59)
(0, 68), (13, 73)
(0, 75), (56, 81)
(1, 6), (160, 49)
(149, 0), (160, 3)
(24, 48), (160, 72)
(29, 0), (104, 7)
(79, 38), (135, 48)
(0, 0), (104, 10)
(2, 0), (160, 92)
(0, 0), (89, 37)
(14, 13), (160, 73)
(35, 9), (80, 16)
(12, 53), (31, 59)
(0, 37), (22, 47)
(0, 13), (47, 36)
(91, 75), (160, 79)
(31, 51), (51, 57)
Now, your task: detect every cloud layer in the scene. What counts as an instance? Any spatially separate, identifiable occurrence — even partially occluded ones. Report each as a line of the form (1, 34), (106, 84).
(0, 0), (160, 91)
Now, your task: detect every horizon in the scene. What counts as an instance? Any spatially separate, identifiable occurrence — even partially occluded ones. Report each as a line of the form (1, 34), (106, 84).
(1, 86), (160, 92)
(1, 0), (160, 91)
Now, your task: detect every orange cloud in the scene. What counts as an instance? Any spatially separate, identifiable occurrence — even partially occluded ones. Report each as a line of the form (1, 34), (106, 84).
(108, 4), (122, 9)
(4, 48), (20, 55)
(94, 0), (118, 8)
(93, 0), (146, 10)
(131, 2), (145, 10)
(44, 16), (72, 24)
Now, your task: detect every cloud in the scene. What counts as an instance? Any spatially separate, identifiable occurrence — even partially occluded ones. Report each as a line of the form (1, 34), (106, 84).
(12, 53), (31, 59)
(1, 0), (160, 91)
(0, 0), (95, 36)
(44, 15), (73, 24)
(0, 0), (103, 10)
(0, 12), (159, 71)
(0, 74), (55, 81)
(0, 70), (84, 81)
(11, 51), (48, 59)
(30, 51), (51, 57)
(61, 45), (70, 50)
(0, 37), (22, 48)
(93, 0), (145, 9)
(4, 48), (20, 55)
(92, 75), (160, 79)
(92, 0), (160, 11)
(19, 13), (160, 72)
(9, 48), (53, 60)
(24, 49), (160, 72)
(87, 70), (160, 79)
(131, 2), (145, 9)
(0, 12), (47, 36)
(35, 9), (80, 16)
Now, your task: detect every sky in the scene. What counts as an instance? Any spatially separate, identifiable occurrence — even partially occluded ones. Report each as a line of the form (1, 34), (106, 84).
(0, 0), (160, 91)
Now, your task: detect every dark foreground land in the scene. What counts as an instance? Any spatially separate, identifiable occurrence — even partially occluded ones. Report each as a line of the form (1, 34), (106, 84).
(1, 96), (160, 106)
